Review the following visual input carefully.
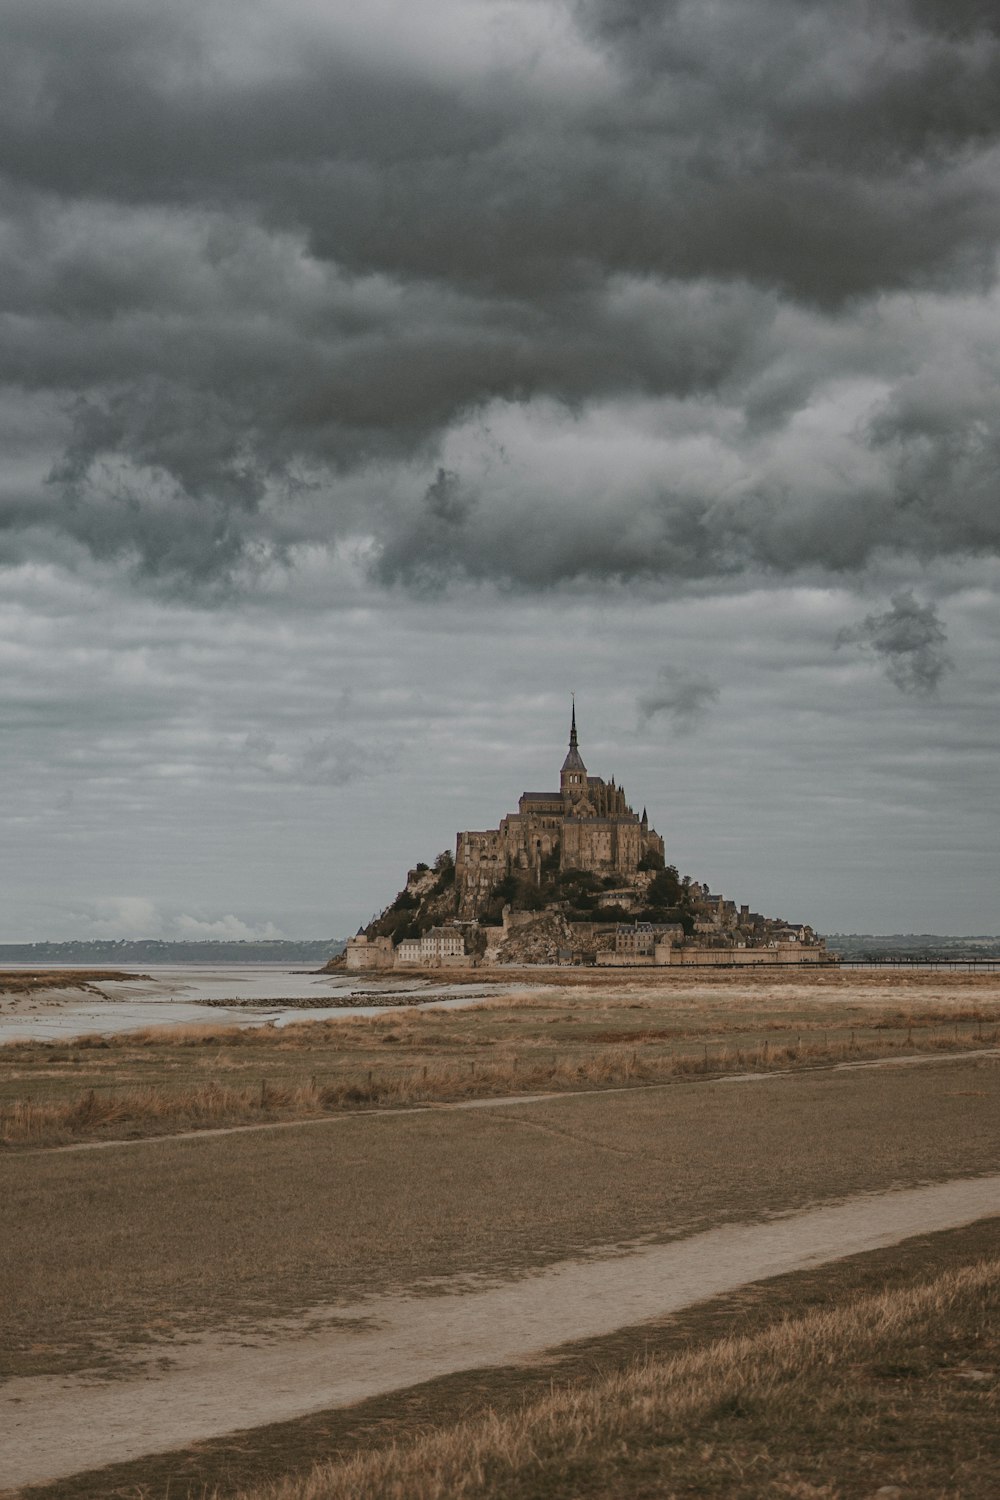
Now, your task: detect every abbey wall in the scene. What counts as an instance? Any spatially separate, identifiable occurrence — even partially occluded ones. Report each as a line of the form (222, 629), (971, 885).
(455, 707), (664, 920)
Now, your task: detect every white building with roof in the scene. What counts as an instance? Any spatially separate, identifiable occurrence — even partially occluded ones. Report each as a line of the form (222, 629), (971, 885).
(394, 926), (467, 967)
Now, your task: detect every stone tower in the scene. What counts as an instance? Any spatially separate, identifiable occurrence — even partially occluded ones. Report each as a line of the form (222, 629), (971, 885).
(560, 699), (588, 807)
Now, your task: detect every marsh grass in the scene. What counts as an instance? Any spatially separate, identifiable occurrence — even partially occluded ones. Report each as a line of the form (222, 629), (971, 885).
(0, 968), (144, 995)
(3, 1021), (999, 1147)
(4, 972), (999, 1148)
(230, 1258), (1000, 1500)
(5, 978), (1000, 1152)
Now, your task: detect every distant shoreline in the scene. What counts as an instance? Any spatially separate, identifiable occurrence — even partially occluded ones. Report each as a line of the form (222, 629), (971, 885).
(0, 941), (346, 965)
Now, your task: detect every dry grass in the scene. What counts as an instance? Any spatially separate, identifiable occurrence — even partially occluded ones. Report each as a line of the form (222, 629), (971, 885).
(0, 1080), (323, 1144)
(232, 1258), (1000, 1500)
(3, 1022), (999, 1147)
(0, 968), (143, 996)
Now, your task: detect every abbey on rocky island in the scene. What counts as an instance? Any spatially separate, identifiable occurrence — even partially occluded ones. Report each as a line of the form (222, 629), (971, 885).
(456, 703), (664, 920)
(344, 703), (832, 970)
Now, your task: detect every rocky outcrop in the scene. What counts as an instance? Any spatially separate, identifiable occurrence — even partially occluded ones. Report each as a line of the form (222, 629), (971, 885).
(492, 911), (576, 966)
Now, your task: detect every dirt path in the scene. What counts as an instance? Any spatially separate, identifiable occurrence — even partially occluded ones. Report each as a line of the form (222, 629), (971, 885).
(4, 1173), (999, 1491)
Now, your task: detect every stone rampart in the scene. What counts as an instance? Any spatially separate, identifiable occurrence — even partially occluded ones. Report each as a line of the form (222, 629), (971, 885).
(345, 935), (395, 971)
(658, 943), (830, 966)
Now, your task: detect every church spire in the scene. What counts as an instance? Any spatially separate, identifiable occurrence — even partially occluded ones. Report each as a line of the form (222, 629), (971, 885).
(561, 694), (587, 787)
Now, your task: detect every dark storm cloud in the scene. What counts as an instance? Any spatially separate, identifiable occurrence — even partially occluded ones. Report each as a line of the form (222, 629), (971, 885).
(638, 668), (720, 734)
(836, 591), (953, 694)
(2, 0), (1000, 589)
(7, 0), (998, 297)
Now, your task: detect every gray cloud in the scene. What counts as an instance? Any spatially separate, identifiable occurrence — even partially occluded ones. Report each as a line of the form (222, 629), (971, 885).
(70, 898), (285, 942)
(6, 0), (996, 301)
(0, 2), (1000, 592)
(836, 591), (954, 694)
(638, 668), (720, 734)
(241, 729), (396, 787)
(1, 549), (997, 938)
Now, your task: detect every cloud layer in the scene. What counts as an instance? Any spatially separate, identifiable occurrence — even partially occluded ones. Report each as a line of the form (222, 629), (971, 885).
(2, 556), (997, 937)
(1, 2), (999, 938)
(1, 0), (1000, 590)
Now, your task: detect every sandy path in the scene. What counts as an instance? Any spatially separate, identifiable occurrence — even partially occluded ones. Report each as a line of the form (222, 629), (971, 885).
(4, 1173), (999, 1490)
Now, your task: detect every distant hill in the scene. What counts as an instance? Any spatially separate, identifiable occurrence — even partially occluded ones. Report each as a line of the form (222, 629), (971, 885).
(0, 939), (347, 965)
(825, 934), (1000, 960)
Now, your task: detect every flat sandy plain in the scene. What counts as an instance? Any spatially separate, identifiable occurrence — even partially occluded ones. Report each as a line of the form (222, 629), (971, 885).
(2, 967), (999, 1498)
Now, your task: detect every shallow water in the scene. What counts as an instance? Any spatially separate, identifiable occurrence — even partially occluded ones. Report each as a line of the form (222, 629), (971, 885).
(0, 964), (508, 1044)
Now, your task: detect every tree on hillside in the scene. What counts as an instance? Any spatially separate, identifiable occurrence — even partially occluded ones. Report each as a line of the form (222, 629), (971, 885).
(636, 865), (697, 933)
(646, 865), (685, 909)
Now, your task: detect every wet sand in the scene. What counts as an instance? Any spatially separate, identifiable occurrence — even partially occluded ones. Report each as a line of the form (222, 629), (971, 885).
(0, 965), (508, 1043)
(3, 961), (998, 1045)
(4, 1172), (999, 1490)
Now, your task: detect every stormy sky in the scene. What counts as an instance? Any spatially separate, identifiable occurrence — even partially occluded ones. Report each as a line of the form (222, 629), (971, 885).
(2, 0), (999, 939)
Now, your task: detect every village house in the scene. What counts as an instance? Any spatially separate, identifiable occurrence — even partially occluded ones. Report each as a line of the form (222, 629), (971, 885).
(395, 926), (468, 967)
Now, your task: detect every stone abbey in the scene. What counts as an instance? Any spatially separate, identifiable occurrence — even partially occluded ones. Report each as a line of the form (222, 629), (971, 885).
(455, 704), (665, 919)
(344, 702), (832, 969)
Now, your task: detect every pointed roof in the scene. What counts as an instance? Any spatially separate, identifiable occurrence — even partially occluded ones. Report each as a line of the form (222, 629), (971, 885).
(561, 696), (587, 774)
